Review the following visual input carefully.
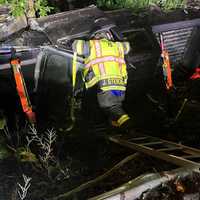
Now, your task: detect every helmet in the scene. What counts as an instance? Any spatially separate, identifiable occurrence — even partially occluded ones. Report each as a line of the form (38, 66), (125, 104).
(89, 18), (115, 40)
(93, 30), (113, 40)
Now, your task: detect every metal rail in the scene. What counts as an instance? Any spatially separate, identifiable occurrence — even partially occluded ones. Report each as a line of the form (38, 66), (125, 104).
(109, 134), (200, 167)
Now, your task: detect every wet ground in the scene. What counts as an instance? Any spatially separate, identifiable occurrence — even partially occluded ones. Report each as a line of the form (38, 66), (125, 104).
(0, 95), (200, 200)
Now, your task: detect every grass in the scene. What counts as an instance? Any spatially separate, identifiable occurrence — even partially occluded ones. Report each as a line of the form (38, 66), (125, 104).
(96, 0), (186, 11)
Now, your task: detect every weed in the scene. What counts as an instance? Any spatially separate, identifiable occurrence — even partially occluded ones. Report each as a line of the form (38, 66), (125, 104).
(17, 174), (32, 200)
(26, 126), (56, 169)
(97, 0), (186, 10)
(0, 0), (53, 17)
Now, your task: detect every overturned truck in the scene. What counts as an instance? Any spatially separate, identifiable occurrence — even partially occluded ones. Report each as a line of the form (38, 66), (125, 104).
(0, 6), (200, 133)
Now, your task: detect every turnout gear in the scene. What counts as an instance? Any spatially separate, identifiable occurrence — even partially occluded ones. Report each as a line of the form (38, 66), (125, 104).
(73, 37), (131, 128)
(74, 39), (130, 91)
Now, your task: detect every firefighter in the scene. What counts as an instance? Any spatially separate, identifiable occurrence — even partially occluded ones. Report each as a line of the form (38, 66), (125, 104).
(72, 28), (132, 132)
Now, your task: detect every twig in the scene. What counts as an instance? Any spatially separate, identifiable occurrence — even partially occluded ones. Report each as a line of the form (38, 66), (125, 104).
(50, 153), (139, 200)
(27, 126), (56, 168)
(17, 174), (32, 200)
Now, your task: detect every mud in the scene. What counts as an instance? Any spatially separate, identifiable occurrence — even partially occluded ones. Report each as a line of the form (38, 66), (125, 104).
(0, 93), (200, 200)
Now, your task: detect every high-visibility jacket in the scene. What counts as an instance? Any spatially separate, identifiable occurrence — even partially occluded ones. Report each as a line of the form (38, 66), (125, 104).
(73, 39), (130, 91)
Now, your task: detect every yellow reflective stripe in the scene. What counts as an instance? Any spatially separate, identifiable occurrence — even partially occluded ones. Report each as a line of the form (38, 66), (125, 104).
(85, 81), (126, 90)
(100, 85), (126, 91)
(76, 40), (83, 55)
(117, 114), (130, 126)
(85, 77), (99, 89)
(72, 52), (77, 90)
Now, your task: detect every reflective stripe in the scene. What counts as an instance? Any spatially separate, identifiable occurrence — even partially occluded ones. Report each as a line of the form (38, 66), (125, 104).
(94, 40), (106, 75)
(85, 56), (125, 68)
(72, 52), (77, 90)
(117, 114), (130, 126)
(76, 40), (83, 55)
(83, 39), (128, 90)
(117, 43), (124, 74)
(99, 78), (125, 87)
(100, 85), (126, 91)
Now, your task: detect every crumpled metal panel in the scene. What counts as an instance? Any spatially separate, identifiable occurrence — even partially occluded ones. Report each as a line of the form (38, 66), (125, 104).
(34, 6), (109, 44)
(162, 27), (193, 63)
(152, 19), (200, 64)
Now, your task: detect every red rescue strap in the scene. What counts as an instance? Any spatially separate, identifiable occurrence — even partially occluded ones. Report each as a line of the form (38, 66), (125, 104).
(162, 50), (173, 89)
(10, 58), (36, 124)
(190, 67), (200, 80)
(160, 34), (173, 90)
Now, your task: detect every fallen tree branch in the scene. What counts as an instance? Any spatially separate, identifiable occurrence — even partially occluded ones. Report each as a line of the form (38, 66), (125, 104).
(50, 152), (139, 200)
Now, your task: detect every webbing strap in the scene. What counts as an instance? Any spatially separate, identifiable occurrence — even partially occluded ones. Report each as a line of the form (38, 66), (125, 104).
(162, 51), (173, 89)
(10, 59), (36, 124)
(160, 34), (173, 90)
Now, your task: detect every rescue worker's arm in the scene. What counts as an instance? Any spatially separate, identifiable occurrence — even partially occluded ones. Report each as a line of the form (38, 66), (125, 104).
(72, 40), (90, 57)
(122, 42), (131, 55)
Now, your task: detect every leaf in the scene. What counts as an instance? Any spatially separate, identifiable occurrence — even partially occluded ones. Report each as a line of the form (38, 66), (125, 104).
(17, 148), (38, 163)
(0, 118), (6, 130)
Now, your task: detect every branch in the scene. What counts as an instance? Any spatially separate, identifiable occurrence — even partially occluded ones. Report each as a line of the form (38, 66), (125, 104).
(50, 153), (139, 200)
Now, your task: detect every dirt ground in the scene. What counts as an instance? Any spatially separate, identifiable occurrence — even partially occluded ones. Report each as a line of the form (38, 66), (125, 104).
(0, 95), (200, 200)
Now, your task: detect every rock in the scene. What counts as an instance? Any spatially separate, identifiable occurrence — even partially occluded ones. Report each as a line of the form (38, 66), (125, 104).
(183, 193), (200, 200)
(186, 0), (200, 9)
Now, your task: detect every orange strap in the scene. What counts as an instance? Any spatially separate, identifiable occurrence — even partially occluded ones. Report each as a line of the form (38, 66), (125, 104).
(11, 59), (36, 124)
(162, 50), (173, 90)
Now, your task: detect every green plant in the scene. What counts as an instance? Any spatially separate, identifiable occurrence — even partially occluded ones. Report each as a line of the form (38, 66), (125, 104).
(10, 0), (26, 17)
(96, 0), (186, 10)
(34, 0), (53, 17)
(0, 0), (53, 17)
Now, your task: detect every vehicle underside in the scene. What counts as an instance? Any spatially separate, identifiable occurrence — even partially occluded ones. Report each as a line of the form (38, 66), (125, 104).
(0, 5), (200, 200)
